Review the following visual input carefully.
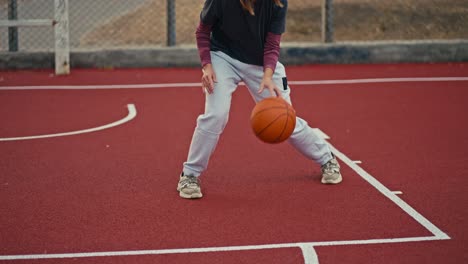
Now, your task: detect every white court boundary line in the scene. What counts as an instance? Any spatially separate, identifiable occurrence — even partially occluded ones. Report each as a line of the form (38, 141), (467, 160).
(0, 128), (450, 261)
(0, 76), (467, 90)
(0, 104), (136, 141)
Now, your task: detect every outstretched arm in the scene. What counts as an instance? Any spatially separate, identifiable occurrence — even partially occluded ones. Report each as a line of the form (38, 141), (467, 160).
(258, 32), (282, 97)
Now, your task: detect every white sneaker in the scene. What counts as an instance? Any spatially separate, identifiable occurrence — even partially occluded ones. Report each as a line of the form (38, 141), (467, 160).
(321, 155), (342, 184)
(177, 174), (203, 199)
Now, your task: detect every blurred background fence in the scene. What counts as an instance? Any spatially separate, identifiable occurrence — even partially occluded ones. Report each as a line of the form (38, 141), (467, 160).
(0, 0), (467, 72)
(1, 0), (467, 52)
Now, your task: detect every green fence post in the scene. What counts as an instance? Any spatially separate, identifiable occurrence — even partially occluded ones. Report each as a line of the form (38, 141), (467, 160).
(8, 0), (18, 51)
(167, 0), (176, 46)
(322, 0), (334, 43)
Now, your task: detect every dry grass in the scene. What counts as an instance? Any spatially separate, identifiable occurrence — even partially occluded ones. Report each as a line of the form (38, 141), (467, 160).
(286, 0), (468, 41)
(77, 0), (468, 47)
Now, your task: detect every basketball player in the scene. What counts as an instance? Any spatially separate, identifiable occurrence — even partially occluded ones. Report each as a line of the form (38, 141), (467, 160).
(178, 0), (342, 199)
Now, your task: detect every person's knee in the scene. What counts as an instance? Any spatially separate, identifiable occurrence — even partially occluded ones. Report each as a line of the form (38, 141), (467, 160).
(196, 110), (230, 135)
(289, 117), (308, 137)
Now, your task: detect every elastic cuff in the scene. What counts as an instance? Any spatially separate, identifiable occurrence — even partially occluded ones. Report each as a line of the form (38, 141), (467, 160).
(263, 64), (276, 72)
(182, 169), (201, 177)
(318, 152), (335, 166)
(201, 60), (212, 68)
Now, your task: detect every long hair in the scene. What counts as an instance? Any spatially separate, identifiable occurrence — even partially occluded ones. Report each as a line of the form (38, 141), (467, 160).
(240, 0), (283, 16)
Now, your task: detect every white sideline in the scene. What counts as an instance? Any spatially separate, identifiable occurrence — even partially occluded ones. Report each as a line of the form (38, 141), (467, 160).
(0, 236), (448, 261)
(0, 77), (467, 90)
(0, 127), (450, 261)
(329, 143), (450, 240)
(0, 104), (136, 141)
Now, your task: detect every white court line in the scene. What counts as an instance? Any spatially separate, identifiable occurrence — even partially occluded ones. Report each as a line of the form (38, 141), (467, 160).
(312, 128), (330, 140)
(300, 244), (319, 264)
(290, 77), (468, 85)
(0, 77), (467, 90)
(0, 127), (450, 261)
(0, 236), (448, 260)
(329, 142), (450, 240)
(0, 104), (136, 141)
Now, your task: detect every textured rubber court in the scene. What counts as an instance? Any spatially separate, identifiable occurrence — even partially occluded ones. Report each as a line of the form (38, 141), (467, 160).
(0, 63), (467, 263)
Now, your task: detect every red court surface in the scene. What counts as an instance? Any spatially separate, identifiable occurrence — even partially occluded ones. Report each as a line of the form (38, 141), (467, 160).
(0, 63), (467, 263)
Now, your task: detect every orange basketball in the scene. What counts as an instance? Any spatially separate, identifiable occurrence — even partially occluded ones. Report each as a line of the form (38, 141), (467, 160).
(250, 97), (296, 144)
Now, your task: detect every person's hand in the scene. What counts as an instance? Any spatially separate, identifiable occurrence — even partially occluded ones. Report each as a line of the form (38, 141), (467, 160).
(201, 64), (217, 94)
(258, 68), (281, 97)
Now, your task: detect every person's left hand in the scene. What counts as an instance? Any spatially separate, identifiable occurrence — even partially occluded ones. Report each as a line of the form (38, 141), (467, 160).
(258, 69), (282, 97)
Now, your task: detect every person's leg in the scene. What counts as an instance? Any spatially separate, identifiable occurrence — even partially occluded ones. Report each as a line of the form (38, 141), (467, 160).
(182, 51), (242, 177)
(240, 61), (342, 183)
(179, 52), (242, 198)
(241, 62), (334, 166)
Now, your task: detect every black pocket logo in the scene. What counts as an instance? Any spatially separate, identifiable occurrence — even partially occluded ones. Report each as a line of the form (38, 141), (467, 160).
(282, 77), (288, 90)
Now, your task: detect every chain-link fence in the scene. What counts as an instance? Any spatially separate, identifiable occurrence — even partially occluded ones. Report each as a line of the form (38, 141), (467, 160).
(0, 0), (55, 51)
(1, 0), (467, 52)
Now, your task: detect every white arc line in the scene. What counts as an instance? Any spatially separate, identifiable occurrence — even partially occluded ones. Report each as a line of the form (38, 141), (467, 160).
(0, 77), (467, 90)
(300, 244), (319, 264)
(0, 104), (136, 141)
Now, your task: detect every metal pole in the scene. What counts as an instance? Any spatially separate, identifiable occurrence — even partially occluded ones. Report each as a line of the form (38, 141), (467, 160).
(322, 0), (334, 43)
(167, 0), (176, 46)
(8, 0), (18, 51)
(54, 0), (70, 75)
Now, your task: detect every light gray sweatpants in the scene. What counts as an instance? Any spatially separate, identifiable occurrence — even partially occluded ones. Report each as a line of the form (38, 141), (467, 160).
(182, 51), (332, 177)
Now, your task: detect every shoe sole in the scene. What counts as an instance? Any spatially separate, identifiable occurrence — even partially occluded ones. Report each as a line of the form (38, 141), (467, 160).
(177, 186), (203, 199)
(179, 192), (203, 199)
(321, 175), (343, 184)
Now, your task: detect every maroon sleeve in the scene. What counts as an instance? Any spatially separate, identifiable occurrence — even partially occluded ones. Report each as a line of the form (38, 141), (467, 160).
(195, 21), (212, 67)
(263, 32), (282, 72)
